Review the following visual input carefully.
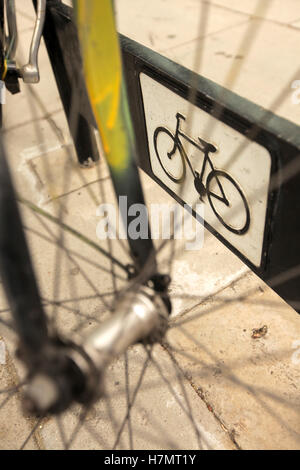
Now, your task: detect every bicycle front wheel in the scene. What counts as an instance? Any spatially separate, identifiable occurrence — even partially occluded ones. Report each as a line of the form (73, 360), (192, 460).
(206, 170), (250, 235)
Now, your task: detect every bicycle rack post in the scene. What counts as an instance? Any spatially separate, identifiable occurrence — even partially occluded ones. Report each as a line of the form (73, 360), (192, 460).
(34, 0), (100, 167)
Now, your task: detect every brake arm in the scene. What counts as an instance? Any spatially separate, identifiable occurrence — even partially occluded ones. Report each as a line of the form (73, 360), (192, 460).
(20, 0), (46, 83)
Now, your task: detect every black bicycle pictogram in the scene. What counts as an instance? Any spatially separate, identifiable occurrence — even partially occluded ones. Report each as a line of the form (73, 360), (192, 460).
(153, 113), (250, 235)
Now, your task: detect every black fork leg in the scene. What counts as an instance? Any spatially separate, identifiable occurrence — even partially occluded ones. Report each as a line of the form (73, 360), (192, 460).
(0, 0), (4, 128)
(0, 139), (49, 355)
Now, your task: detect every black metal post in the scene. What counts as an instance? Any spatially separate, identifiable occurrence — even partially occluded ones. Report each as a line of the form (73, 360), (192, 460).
(34, 0), (100, 166)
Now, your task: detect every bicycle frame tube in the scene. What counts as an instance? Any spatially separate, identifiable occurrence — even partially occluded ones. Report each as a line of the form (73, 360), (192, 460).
(74, 0), (156, 272)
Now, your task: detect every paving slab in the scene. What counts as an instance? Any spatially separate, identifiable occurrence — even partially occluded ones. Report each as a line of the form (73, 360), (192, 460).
(38, 343), (236, 450)
(205, 0), (300, 24)
(115, 0), (246, 53)
(165, 18), (300, 123)
(116, 1), (300, 124)
(0, 337), (41, 450)
(166, 271), (300, 450)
